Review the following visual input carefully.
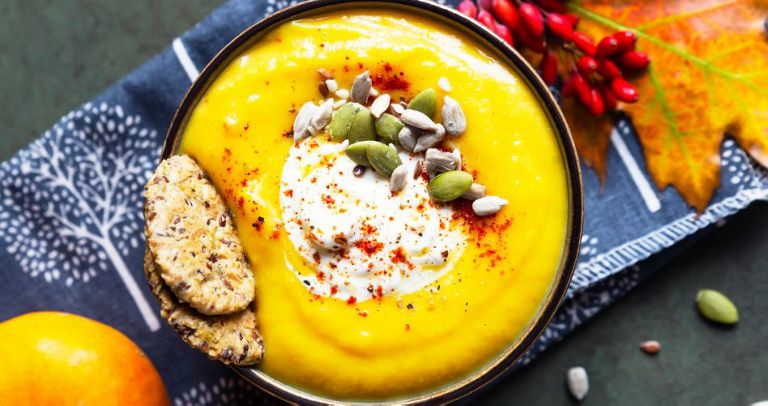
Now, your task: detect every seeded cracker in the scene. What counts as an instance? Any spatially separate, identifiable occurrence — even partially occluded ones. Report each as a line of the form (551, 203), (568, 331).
(144, 250), (263, 365)
(144, 154), (255, 315)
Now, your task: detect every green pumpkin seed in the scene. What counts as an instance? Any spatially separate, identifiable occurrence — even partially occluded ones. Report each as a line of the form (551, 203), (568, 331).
(408, 88), (437, 119)
(330, 103), (362, 141)
(366, 142), (402, 177)
(428, 170), (473, 202)
(696, 289), (739, 325)
(375, 113), (404, 145)
(345, 140), (378, 167)
(348, 108), (376, 143)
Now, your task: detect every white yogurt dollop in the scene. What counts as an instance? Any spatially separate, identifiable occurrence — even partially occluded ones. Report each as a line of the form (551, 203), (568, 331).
(280, 137), (465, 302)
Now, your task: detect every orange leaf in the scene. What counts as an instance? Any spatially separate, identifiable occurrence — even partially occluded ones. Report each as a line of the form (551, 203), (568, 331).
(566, 0), (768, 211)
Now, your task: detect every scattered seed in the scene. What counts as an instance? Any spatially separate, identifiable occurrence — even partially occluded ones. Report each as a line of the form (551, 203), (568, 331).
(336, 88), (350, 99)
(318, 68), (333, 80)
(310, 99), (334, 131)
(353, 165), (366, 177)
(333, 99), (347, 109)
(462, 183), (486, 200)
(350, 71), (372, 103)
(427, 170), (473, 202)
(370, 94), (391, 118)
(293, 102), (318, 141)
(452, 148), (462, 168)
(398, 126), (418, 152)
(325, 79), (338, 93)
(408, 88), (437, 119)
(442, 96), (467, 136)
(413, 160), (424, 179)
(639, 340), (661, 355)
(425, 148), (459, 178)
(566, 366), (589, 401)
(438, 77), (452, 92)
(401, 109), (438, 131)
(389, 164), (408, 192)
(472, 195), (508, 216)
(391, 103), (405, 115)
(318, 81), (329, 97)
(414, 124), (445, 153)
(348, 108), (377, 143)
(375, 113), (404, 145)
(367, 141), (402, 177)
(329, 102), (362, 141)
(370, 87), (379, 97)
(696, 289), (739, 325)
(346, 140), (378, 166)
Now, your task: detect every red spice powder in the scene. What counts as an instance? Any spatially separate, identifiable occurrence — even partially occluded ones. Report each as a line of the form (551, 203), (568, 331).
(330, 285), (338, 295)
(346, 296), (357, 305)
(355, 240), (384, 256)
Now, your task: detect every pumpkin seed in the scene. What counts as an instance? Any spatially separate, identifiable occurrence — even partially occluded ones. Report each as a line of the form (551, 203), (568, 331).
(310, 99), (334, 131)
(408, 88), (437, 119)
(566, 367), (589, 401)
(345, 140), (378, 167)
(401, 109), (438, 131)
(427, 170), (473, 202)
(425, 148), (459, 178)
(370, 94), (391, 118)
(389, 164), (408, 192)
(472, 195), (508, 216)
(367, 142), (402, 177)
(414, 123), (445, 153)
(375, 113), (404, 145)
(293, 102), (318, 141)
(350, 71), (372, 103)
(348, 108), (377, 143)
(696, 289), (739, 324)
(442, 96), (467, 136)
(462, 183), (487, 200)
(329, 102), (362, 141)
(398, 126), (418, 152)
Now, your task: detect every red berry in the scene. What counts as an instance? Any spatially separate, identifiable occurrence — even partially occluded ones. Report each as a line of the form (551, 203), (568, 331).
(563, 13), (579, 27)
(618, 50), (650, 71)
(494, 22), (515, 46)
(610, 78), (639, 103)
(458, 0), (478, 19)
(576, 55), (598, 78)
(599, 83), (617, 110)
(519, 3), (545, 37)
(588, 87), (605, 116)
(546, 13), (574, 42)
(596, 36), (619, 57)
(598, 59), (622, 79)
(572, 32), (596, 56)
(534, 0), (566, 13)
(572, 73), (592, 107)
(491, 0), (520, 31)
(561, 74), (577, 98)
(477, 10), (497, 31)
(540, 51), (558, 85)
(613, 30), (637, 53)
(516, 24), (546, 53)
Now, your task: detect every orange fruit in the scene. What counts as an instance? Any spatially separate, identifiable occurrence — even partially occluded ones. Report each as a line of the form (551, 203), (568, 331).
(0, 311), (169, 405)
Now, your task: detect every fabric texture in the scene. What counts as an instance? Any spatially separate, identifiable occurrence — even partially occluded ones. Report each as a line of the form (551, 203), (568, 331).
(0, 0), (765, 403)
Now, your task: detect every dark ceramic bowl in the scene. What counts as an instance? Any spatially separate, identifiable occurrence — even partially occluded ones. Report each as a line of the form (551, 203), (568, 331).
(163, 0), (583, 403)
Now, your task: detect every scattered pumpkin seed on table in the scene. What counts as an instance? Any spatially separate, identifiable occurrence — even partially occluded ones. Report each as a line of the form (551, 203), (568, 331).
(696, 289), (739, 325)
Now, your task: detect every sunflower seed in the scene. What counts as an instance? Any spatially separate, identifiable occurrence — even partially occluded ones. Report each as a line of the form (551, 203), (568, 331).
(370, 87), (379, 97)
(390, 103), (405, 115)
(414, 124), (445, 153)
(389, 164), (408, 192)
(427, 170), (473, 202)
(566, 367), (589, 401)
(398, 126), (418, 152)
(472, 196), (508, 216)
(370, 94), (391, 118)
(425, 148), (459, 178)
(350, 71), (372, 103)
(293, 102), (318, 141)
(310, 99), (334, 131)
(462, 183), (487, 200)
(367, 142), (402, 177)
(401, 109), (438, 131)
(336, 88), (350, 99)
(413, 160), (424, 179)
(438, 77), (452, 92)
(325, 79), (338, 93)
(452, 148), (462, 169)
(408, 88), (437, 119)
(442, 96), (467, 136)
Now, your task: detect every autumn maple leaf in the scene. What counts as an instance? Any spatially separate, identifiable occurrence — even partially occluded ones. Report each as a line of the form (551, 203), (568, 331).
(567, 0), (768, 211)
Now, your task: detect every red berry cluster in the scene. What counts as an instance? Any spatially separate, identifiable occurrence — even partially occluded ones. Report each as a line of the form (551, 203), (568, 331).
(457, 0), (650, 116)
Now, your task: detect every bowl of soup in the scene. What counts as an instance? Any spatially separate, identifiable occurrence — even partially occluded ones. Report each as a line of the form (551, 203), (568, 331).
(161, 0), (582, 403)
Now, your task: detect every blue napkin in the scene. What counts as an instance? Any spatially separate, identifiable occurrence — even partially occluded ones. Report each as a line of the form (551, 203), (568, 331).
(1, 0), (765, 402)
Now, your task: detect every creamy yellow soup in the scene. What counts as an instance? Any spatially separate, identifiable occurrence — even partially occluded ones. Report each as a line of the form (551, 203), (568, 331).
(179, 8), (569, 401)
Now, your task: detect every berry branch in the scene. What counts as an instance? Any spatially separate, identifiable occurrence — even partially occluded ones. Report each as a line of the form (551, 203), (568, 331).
(458, 0), (650, 117)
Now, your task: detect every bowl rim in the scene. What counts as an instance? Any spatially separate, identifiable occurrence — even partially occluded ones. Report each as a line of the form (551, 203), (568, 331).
(162, 0), (584, 403)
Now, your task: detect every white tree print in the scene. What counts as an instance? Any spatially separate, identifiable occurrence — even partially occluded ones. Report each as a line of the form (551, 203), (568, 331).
(0, 102), (161, 331)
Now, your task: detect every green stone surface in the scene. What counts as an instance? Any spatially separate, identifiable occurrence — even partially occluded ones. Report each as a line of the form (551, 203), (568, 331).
(2, 2), (767, 404)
